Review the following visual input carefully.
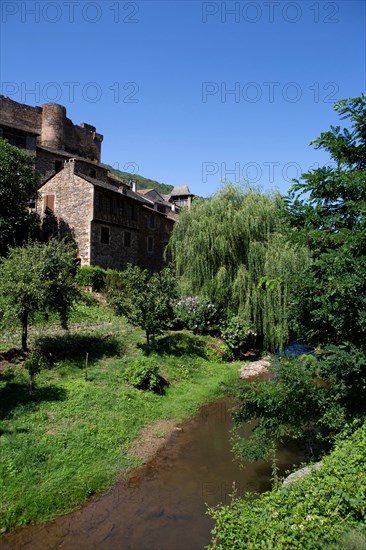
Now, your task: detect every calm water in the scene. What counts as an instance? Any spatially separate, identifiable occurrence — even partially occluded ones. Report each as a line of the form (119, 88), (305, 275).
(0, 397), (303, 550)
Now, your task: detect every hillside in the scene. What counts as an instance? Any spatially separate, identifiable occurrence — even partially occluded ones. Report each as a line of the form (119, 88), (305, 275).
(102, 164), (174, 195)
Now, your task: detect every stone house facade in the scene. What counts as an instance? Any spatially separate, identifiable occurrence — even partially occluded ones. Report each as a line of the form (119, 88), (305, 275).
(0, 96), (186, 272)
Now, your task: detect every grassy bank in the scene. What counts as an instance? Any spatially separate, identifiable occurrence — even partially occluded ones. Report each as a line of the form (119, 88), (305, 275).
(0, 299), (239, 532)
(209, 421), (366, 549)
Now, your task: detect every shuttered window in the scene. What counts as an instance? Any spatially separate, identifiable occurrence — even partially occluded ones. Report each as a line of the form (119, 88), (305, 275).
(44, 194), (55, 212)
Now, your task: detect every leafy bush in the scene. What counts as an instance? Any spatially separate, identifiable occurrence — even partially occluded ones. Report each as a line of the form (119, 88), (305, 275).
(105, 269), (125, 292)
(232, 355), (327, 462)
(318, 343), (366, 420)
(231, 345), (366, 465)
(76, 266), (107, 291)
(122, 358), (167, 393)
(209, 420), (366, 548)
(175, 296), (218, 334)
(108, 265), (177, 345)
(220, 316), (257, 357)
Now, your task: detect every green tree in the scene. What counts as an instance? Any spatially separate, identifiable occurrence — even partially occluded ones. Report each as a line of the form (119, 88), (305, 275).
(286, 95), (366, 344)
(168, 183), (310, 350)
(0, 240), (79, 350)
(0, 138), (40, 257)
(107, 265), (177, 345)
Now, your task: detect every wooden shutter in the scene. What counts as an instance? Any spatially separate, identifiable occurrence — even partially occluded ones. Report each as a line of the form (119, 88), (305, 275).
(44, 194), (55, 212)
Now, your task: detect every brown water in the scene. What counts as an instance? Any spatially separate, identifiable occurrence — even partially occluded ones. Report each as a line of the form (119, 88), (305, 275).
(0, 397), (303, 550)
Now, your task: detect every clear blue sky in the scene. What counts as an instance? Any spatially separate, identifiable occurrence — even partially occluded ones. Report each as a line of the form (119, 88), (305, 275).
(1, 0), (365, 196)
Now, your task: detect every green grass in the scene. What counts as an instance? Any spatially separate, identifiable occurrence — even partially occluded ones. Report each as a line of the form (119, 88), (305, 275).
(0, 301), (239, 531)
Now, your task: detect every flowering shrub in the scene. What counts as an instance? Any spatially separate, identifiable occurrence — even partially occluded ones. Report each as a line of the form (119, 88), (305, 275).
(175, 296), (218, 334)
(220, 316), (257, 357)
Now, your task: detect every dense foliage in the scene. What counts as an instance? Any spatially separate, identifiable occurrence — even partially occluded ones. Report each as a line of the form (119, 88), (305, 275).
(209, 420), (366, 549)
(122, 357), (166, 393)
(168, 184), (310, 350)
(0, 138), (40, 257)
(107, 264), (177, 344)
(231, 347), (366, 463)
(286, 95), (366, 345)
(220, 317), (257, 358)
(0, 240), (79, 349)
(75, 265), (107, 291)
(210, 95), (366, 546)
(175, 296), (218, 334)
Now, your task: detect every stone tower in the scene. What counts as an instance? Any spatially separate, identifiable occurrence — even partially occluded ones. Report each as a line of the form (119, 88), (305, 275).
(41, 103), (66, 150)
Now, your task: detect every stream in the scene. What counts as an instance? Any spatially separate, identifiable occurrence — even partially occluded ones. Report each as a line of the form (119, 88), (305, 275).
(0, 397), (303, 550)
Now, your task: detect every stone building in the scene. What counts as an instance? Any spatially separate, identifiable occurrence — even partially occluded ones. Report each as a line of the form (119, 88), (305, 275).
(0, 96), (189, 272)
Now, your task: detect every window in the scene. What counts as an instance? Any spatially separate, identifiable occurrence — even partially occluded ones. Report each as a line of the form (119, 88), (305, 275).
(157, 205), (165, 213)
(90, 169), (96, 178)
(54, 160), (62, 171)
(43, 194), (55, 212)
(130, 204), (136, 220)
(101, 226), (110, 245)
(124, 231), (131, 247)
(147, 236), (154, 253)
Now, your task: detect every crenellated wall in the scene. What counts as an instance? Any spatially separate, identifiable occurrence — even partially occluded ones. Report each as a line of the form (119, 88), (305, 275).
(0, 96), (103, 162)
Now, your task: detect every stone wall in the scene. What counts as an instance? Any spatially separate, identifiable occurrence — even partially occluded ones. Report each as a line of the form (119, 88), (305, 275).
(36, 150), (109, 184)
(90, 221), (138, 270)
(91, 187), (140, 269)
(0, 96), (42, 133)
(36, 168), (94, 265)
(138, 207), (174, 273)
(0, 96), (103, 162)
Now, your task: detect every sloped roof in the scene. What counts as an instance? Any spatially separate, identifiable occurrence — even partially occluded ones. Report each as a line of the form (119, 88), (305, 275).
(78, 173), (152, 204)
(170, 185), (192, 197)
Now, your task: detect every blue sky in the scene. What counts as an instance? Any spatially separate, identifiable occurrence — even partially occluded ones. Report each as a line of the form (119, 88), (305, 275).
(1, 0), (365, 196)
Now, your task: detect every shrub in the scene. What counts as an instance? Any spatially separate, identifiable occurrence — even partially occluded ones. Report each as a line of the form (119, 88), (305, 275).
(122, 358), (167, 393)
(76, 266), (106, 291)
(209, 420), (366, 548)
(175, 296), (218, 334)
(105, 269), (125, 292)
(220, 316), (257, 357)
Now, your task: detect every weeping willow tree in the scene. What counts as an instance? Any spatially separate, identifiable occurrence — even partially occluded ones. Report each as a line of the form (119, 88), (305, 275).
(168, 183), (311, 350)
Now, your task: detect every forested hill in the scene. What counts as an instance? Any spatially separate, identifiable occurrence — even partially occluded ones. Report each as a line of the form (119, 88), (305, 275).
(102, 164), (174, 194)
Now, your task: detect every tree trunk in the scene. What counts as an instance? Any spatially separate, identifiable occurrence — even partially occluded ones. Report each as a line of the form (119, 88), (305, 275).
(21, 312), (28, 351)
(146, 330), (150, 346)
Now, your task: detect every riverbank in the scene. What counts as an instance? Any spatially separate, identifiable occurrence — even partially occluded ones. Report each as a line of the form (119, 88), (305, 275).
(0, 396), (305, 550)
(0, 301), (240, 533)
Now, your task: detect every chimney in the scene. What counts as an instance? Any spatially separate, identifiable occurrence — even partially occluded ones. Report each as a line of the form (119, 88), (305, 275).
(64, 158), (75, 183)
(131, 180), (137, 192)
